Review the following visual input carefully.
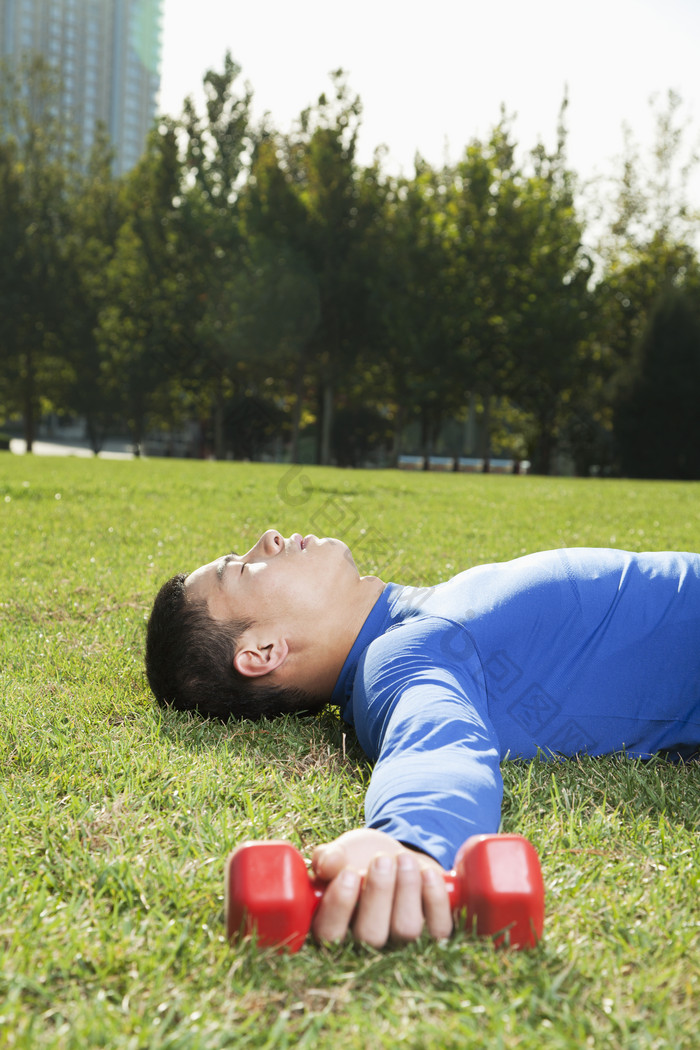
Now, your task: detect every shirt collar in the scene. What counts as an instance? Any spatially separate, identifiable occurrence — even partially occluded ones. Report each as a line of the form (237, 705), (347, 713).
(331, 583), (401, 722)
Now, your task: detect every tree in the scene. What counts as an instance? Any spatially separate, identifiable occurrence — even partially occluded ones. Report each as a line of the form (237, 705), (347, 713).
(604, 91), (699, 258)
(60, 128), (126, 451)
(440, 106), (593, 473)
(446, 118), (528, 464)
(369, 161), (457, 460)
(274, 72), (381, 464)
(0, 137), (24, 423)
(614, 285), (700, 478)
(0, 56), (74, 449)
(504, 105), (594, 474)
(236, 133), (320, 462)
(594, 91), (700, 474)
(96, 121), (189, 451)
(176, 52), (257, 458)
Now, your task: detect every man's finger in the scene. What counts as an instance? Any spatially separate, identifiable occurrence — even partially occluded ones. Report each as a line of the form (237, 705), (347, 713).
(350, 853), (397, 948)
(421, 866), (454, 940)
(389, 852), (424, 943)
(311, 867), (362, 944)
(311, 843), (347, 881)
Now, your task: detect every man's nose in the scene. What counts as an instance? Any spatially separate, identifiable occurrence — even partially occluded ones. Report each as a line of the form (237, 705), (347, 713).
(256, 529), (284, 556)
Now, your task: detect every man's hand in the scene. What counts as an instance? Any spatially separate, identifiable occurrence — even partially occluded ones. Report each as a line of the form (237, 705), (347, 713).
(310, 828), (453, 948)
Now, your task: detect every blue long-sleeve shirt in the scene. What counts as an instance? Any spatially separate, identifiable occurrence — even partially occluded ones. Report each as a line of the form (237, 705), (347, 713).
(331, 548), (700, 868)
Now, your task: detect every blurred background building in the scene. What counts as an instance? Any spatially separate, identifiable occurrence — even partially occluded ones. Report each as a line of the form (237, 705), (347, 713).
(0, 0), (163, 173)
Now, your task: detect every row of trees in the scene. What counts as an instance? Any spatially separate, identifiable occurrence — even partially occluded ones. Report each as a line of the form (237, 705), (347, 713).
(1, 54), (699, 475)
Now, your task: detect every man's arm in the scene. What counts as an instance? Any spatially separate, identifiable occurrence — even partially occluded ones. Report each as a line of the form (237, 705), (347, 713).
(314, 619), (504, 946)
(310, 828), (453, 947)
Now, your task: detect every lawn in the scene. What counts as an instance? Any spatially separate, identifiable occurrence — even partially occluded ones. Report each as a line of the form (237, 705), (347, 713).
(1, 454), (698, 1049)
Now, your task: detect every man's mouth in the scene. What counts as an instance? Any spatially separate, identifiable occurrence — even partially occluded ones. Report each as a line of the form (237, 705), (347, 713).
(291, 533), (318, 551)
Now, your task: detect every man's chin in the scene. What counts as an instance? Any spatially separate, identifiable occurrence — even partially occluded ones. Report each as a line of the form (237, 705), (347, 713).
(310, 534), (359, 573)
(342, 545), (358, 570)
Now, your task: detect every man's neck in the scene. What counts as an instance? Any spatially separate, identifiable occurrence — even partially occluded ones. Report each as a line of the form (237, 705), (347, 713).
(298, 574), (386, 699)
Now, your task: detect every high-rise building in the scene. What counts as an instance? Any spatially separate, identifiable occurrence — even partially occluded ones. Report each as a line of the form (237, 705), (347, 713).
(0, 0), (163, 174)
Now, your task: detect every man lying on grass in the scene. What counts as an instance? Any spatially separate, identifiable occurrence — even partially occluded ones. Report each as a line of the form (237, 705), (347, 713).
(146, 530), (700, 948)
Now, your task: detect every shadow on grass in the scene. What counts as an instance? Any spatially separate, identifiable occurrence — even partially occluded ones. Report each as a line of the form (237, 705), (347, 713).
(153, 702), (371, 772)
(502, 752), (700, 833)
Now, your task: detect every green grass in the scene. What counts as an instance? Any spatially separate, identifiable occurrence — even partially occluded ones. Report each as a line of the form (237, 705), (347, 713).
(0, 455), (698, 1049)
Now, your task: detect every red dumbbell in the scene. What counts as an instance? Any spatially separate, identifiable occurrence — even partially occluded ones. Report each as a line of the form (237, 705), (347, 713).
(226, 833), (544, 952)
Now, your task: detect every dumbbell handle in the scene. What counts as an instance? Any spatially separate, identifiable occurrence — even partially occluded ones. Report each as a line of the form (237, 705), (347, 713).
(226, 833), (544, 952)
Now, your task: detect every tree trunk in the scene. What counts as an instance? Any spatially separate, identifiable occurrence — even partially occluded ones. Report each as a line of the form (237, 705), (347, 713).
(130, 400), (145, 457)
(391, 402), (405, 467)
(536, 419), (555, 475)
(420, 403), (432, 460)
(289, 357), (305, 464)
(478, 392), (492, 471)
(290, 398), (302, 465)
(213, 384), (226, 460)
(86, 414), (103, 454)
(23, 346), (35, 453)
(320, 380), (333, 466)
(464, 392), (478, 455)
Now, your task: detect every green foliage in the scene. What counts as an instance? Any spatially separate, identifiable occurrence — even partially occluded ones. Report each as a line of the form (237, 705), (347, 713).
(443, 104), (595, 471)
(614, 286), (700, 478)
(97, 121), (191, 448)
(183, 51), (254, 207)
(371, 162), (459, 456)
(61, 128), (126, 451)
(605, 91), (700, 257)
(174, 54), (260, 457)
(1, 57), (700, 476)
(1, 457), (699, 1048)
(270, 72), (382, 465)
(0, 56), (77, 446)
(593, 92), (700, 477)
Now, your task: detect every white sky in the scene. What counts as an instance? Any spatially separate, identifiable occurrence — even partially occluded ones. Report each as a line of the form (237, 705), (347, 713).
(158, 0), (700, 197)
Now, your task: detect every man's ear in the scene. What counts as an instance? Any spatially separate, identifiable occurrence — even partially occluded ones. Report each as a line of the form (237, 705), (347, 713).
(233, 637), (289, 679)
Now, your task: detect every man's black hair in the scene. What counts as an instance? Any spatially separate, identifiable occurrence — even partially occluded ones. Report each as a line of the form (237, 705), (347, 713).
(145, 573), (323, 721)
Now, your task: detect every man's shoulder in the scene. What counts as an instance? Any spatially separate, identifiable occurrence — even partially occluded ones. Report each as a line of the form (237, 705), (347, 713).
(350, 612), (488, 759)
(357, 612), (481, 690)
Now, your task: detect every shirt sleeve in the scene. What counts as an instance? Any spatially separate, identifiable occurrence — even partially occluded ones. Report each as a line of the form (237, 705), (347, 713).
(352, 617), (504, 870)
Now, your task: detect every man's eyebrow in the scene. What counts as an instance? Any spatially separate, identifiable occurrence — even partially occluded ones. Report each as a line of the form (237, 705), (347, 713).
(216, 553), (237, 582)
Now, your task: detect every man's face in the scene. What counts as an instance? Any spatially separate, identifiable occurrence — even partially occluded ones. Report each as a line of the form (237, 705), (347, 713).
(185, 529), (358, 630)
